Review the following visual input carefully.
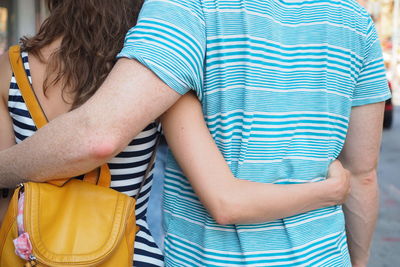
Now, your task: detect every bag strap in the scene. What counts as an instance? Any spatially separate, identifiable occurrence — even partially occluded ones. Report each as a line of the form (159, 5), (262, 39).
(135, 129), (161, 201)
(8, 45), (110, 187)
(9, 45), (48, 128)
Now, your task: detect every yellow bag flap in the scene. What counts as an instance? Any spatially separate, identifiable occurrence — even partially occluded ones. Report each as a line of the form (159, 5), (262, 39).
(23, 180), (135, 266)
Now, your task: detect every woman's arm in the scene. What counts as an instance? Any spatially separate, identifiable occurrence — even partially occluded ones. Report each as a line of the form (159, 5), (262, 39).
(0, 52), (17, 222)
(161, 92), (350, 225)
(0, 53), (15, 150)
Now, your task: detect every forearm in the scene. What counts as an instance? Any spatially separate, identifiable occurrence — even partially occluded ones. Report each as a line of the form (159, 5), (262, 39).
(338, 102), (384, 266)
(216, 178), (339, 224)
(343, 170), (379, 267)
(163, 92), (346, 224)
(169, 135), (342, 224)
(0, 110), (107, 187)
(0, 59), (180, 187)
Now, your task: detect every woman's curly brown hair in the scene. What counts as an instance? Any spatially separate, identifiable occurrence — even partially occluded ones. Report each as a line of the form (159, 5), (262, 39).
(20, 0), (143, 109)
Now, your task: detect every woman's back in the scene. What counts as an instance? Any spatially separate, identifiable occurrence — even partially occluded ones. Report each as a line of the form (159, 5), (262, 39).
(0, 0), (164, 266)
(25, 40), (73, 119)
(6, 50), (163, 266)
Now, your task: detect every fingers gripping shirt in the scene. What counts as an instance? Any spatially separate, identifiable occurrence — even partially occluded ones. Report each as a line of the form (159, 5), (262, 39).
(117, 0), (391, 266)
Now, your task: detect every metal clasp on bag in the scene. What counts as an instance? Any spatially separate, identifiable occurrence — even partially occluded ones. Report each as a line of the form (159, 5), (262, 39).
(24, 255), (37, 267)
(17, 183), (25, 195)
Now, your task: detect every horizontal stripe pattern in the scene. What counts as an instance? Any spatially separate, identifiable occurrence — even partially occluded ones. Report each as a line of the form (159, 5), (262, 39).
(8, 52), (164, 267)
(119, 0), (391, 266)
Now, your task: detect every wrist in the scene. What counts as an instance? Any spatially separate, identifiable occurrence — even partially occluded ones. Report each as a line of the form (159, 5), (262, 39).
(315, 180), (338, 207)
(321, 178), (346, 206)
(349, 243), (371, 267)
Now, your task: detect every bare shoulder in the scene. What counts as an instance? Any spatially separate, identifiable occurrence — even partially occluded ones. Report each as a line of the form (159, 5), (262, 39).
(0, 51), (12, 104)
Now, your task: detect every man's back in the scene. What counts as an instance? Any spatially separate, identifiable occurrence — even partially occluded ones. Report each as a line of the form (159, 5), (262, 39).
(119, 0), (390, 265)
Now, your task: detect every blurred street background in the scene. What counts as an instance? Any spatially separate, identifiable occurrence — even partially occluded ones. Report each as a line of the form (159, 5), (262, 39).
(358, 0), (400, 105)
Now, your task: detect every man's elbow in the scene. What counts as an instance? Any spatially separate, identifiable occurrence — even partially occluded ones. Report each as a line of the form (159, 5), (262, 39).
(349, 168), (378, 186)
(342, 157), (378, 184)
(86, 135), (121, 162)
(30, 135), (119, 184)
(79, 113), (124, 162)
(358, 171), (378, 186)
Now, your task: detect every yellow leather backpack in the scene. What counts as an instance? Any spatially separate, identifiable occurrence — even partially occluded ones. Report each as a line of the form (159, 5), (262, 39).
(0, 45), (157, 267)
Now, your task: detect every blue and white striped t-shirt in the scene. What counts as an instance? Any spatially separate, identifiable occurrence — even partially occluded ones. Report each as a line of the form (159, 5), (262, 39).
(118, 0), (391, 266)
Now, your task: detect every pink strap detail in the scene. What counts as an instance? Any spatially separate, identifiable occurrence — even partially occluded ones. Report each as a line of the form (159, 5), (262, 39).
(13, 192), (33, 260)
(16, 192), (25, 234)
(13, 232), (32, 261)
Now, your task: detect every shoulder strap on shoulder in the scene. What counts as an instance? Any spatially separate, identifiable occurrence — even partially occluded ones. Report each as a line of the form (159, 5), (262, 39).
(8, 45), (111, 188)
(8, 45), (48, 128)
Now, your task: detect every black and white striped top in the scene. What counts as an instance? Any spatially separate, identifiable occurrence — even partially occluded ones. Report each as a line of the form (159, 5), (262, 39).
(8, 52), (164, 267)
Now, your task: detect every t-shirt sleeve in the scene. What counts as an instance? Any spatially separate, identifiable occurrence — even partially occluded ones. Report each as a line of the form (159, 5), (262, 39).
(117, 0), (206, 98)
(352, 16), (391, 107)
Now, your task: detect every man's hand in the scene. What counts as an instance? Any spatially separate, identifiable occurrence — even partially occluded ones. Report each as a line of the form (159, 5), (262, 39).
(325, 160), (351, 205)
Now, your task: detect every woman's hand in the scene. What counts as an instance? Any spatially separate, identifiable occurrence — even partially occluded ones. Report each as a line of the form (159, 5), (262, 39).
(324, 160), (351, 205)
(162, 92), (353, 224)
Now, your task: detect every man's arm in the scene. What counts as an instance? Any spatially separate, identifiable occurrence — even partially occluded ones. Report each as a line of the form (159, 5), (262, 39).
(338, 102), (385, 267)
(0, 59), (181, 187)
